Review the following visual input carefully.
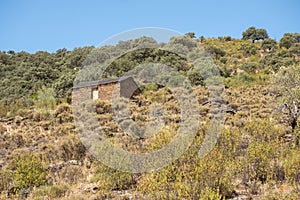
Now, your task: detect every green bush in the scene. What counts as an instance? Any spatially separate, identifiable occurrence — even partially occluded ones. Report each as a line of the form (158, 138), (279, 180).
(284, 148), (300, 185)
(137, 128), (240, 199)
(224, 72), (257, 87)
(237, 72), (255, 83)
(205, 45), (226, 60)
(261, 38), (277, 51)
(219, 57), (227, 64)
(241, 62), (258, 73)
(245, 140), (279, 183)
(8, 152), (47, 192)
(240, 43), (258, 56)
(218, 65), (233, 78)
(241, 119), (285, 185)
(223, 36), (232, 41)
(143, 83), (159, 92)
(92, 165), (135, 191)
(188, 69), (205, 86)
(260, 49), (294, 72)
(198, 187), (222, 200)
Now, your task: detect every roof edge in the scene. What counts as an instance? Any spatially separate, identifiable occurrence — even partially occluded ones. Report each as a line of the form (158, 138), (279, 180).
(73, 76), (133, 89)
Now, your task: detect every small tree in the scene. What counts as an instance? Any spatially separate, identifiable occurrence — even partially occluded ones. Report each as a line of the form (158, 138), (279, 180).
(261, 38), (277, 51)
(8, 152), (47, 192)
(272, 65), (300, 132)
(279, 33), (298, 49)
(205, 45), (226, 60)
(185, 32), (196, 38)
(242, 26), (269, 43)
(241, 62), (258, 73)
(289, 43), (300, 57)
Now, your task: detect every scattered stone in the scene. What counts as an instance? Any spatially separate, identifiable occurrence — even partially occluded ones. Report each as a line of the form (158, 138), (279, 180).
(68, 159), (81, 165)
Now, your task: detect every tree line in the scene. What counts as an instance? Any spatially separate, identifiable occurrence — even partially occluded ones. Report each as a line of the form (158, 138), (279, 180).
(0, 27), (299, 104)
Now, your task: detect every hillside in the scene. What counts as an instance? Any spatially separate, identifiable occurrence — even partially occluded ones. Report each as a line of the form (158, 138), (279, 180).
(0, 28), (300, 199)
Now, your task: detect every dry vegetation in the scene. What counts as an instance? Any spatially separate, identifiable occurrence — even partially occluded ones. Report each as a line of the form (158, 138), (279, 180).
(0, 33), (300, 199)
(1, 83), (299, 199)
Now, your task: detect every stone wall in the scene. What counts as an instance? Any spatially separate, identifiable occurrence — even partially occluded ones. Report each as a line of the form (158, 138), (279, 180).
(98, 83), (120, 101)
(72, 79), (138, 103)
(72, 86), (94, 104)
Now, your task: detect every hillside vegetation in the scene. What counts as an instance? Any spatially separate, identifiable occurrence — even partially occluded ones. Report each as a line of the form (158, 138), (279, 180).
(0, 27), (300, 199)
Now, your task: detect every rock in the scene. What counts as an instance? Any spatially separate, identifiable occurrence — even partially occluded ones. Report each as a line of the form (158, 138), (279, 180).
(68, 159), (81, 165)
(91, 186), (99, 194)
(83, 183), (99, 194)
(228, 195), (250, 200)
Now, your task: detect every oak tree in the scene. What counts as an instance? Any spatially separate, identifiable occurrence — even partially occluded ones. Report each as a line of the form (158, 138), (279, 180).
(242, 26), (269, 43)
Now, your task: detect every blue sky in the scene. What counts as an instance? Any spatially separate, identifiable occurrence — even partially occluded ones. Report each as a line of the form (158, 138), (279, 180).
(0, 0), (299, 53)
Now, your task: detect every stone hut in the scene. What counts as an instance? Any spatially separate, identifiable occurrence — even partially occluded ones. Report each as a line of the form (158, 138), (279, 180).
(72, 76), (139, 102)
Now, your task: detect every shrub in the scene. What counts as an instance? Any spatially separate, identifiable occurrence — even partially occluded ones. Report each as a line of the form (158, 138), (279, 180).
(218, 65), (233, 78)
(92, 165), (135, 191)
(223, 36), (232, 41)
(137, 128), (240, 199)
(241, 119), (285, 185)
(241, 62), (258, 73)
(261, 191), (300, 200)
(284, 148), (300, 185)
(261, 38), (277, 51)
(289, 43), (300, 57)
(260, 49), (294, 72)
(8, 152), (47, 192)
(243, 119), (282, 142)
(30, 184), (69, 199)
(188, 69), (205, 86)
(236, 72), (255, 83)
(33, 86), (56, 111)
(245, 140), (279, 183)
(205, 45), (226, 60)
(198, 187), (222, 200)
(0, 101), (8, 117)
(94, 99), (111, 114)
(32, 109), (52, 121)
(279, 33), (299, 49)
(58, 135), (86, 161)
(240, 43), (258, 56)
(54, 103), (73, 123)
(219, 57), (227, 64)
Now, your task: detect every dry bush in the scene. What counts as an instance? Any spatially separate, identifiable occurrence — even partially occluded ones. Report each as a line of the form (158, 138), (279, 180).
(59, 165), (84, 184)
(94, 99), (111, 114)
(29, 184), (69, 199)
(58, 135), (86, 161)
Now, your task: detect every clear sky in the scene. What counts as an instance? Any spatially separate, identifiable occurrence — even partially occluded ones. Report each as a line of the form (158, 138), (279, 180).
(0, 0), (299, 53)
